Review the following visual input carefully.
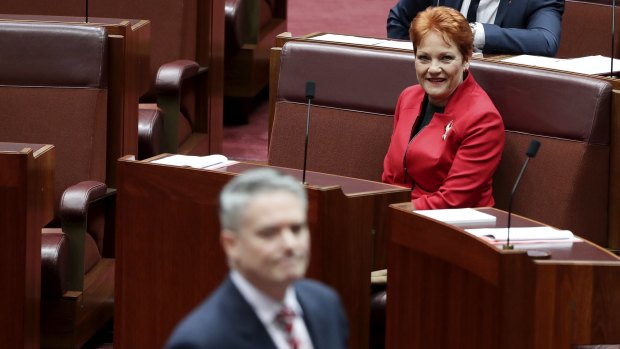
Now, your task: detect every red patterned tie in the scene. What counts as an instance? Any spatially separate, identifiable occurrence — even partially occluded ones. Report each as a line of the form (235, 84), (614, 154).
(275, 306), (300, 349)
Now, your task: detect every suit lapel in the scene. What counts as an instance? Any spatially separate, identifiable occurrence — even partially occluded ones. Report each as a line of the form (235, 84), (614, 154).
(296, 283), (326, 349)
(224, 278), (279, 349)
(494, 0), (511, 25)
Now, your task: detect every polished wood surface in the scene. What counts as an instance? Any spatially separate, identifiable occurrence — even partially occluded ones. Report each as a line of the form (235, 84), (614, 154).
(386, 204), (620, 348)
(115, 157), (409, 349)
(0, 143), (54, 349)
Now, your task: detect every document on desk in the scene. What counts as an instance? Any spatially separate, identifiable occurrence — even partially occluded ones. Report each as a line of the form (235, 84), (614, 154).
(151, 154), (238, 169)
(415, 208), (497, 224)
(465, 227), (576, 241)
(502, 55), (620, 75)
(309, 34), (385, 46)
(374, 40), (414, 50)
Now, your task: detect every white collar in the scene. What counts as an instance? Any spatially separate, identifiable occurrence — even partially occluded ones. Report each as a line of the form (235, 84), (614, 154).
(230, 270), (304, 326)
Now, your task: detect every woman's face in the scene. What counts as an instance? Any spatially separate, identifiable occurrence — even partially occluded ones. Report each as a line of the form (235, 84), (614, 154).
(414, 31), (469, 107)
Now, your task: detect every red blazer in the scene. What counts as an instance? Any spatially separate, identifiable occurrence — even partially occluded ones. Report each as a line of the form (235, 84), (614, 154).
(382, 73), (505, 210)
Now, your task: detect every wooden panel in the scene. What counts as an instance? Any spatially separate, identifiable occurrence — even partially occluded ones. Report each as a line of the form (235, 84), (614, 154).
(387, 204), (620, 348)
(0, 144), (54, 349)
(114, 158), (409, 349)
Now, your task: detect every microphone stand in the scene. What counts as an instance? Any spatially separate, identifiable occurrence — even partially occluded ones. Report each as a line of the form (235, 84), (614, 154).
(302, 81), (315, 185)
(503, 140), (540, 250)
(85, 0), (89, 22)
(503, 157), (532, 250)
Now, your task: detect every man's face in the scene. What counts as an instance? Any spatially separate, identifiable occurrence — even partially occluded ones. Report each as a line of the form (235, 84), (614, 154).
(221, 190), (310, 297)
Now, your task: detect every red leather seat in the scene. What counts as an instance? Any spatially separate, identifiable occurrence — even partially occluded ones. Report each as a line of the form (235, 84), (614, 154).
(0, 21), (116, 349)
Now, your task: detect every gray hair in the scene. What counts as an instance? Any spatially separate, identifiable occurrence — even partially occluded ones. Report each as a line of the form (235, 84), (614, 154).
(219, 168), (308, 231)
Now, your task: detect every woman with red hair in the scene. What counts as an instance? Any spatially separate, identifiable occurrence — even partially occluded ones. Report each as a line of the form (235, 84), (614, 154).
(382, 6), (505, 210)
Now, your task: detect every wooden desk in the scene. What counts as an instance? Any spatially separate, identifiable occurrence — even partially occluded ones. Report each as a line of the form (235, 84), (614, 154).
(0, 143), (54, 349)
(387, 203), (620, 348)
(114, 157), (409, 349)
(0, 15), (150, 186)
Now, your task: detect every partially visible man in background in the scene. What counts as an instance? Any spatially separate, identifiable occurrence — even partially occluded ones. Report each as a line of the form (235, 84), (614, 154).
(387, 0), (564, 56)
(165, 168), (348, 349)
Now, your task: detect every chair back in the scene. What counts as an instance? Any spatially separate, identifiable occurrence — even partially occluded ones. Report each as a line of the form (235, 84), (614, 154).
(271, 40), (612, 246)
(0, 22), (108, 213)
(270, 41), (415, 182)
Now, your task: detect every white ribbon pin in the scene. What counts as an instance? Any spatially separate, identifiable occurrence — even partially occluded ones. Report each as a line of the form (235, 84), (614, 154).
(442, 120), (454, 141)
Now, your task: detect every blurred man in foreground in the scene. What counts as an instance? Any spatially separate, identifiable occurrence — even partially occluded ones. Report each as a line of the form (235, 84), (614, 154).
(165, 168), (348, 349)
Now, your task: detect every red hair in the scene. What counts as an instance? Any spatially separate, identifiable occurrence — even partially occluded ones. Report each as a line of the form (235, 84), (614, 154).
(409, 6), (473, 59)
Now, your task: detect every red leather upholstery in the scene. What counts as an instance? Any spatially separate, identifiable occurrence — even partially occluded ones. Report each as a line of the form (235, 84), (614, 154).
(0, 0), (224, 157)
(41, 230), (69, 299)
(0, 21), (115, 349)
(224, 0), (287, 98)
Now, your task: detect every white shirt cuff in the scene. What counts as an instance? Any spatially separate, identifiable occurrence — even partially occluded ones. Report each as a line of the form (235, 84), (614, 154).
(473, 22), (485, 51)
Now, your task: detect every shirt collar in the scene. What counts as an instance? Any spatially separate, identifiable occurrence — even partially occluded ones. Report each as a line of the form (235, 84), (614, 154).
(230, 270), (304, 325)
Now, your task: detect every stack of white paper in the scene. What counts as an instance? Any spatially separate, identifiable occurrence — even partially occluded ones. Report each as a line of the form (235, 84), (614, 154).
(415, 208), (497, 225)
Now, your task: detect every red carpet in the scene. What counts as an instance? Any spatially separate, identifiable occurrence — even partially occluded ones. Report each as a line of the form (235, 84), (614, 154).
(222, 0), (396, 163)
(287, 0), (395, 38)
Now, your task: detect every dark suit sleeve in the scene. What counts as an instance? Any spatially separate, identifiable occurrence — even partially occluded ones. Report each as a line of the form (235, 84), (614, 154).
(482, 0), (564, 56)
(387, 0), (433, 40)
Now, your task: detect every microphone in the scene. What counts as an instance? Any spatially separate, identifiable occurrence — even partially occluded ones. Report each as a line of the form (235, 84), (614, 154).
(301, 81), (315, 184)
(503, 140), (541, 250)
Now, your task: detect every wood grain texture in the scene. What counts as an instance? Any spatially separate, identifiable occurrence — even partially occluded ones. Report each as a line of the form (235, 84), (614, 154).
(0, 144), (54, 349)
(114, 158), (409, 349)
(386, 205), (620, 348)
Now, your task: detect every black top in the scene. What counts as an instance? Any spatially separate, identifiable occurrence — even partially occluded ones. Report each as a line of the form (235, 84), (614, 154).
(411, 98), (444, 140)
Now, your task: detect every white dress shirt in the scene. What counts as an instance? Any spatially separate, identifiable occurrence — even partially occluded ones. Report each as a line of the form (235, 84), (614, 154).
(230, 270), (315, 349)
(459, 0), (500, 50)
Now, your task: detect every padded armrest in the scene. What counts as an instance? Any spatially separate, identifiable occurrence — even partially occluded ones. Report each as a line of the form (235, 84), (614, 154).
(138, 105), (164, 160)
(59, 180), (108, 291)
(226, 0), (247, 51)
(155, 59), (200, 94)
(154, 60), (208, 153)
(41, 229), (70, 299)
(60, 181), (108, 222)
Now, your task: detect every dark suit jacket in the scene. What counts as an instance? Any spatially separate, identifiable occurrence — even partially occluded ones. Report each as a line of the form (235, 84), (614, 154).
(387, 0), (564, 56)
(164, 277), (349, 349)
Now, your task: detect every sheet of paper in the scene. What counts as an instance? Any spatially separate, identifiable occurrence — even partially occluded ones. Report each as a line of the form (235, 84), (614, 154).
(373, 40), (413, 50)
(151, 154), (229, 169)
(465, 226), (574, 241)
(502, 54), (620, 75)
(415, 208), (497, 224)
(308, 34), (385, 46)
(502, 55), (567, 70)
(554, 55), (620, 75)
